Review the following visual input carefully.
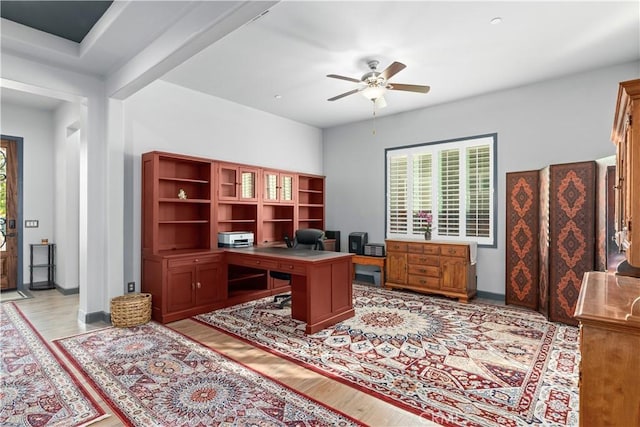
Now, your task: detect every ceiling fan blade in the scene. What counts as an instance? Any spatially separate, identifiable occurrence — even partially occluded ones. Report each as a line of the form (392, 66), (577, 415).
(379, 61), (406, 80)
(327, 88), (361, 101)
(327, 74), (362, 83)
(387, 83), (431, 94)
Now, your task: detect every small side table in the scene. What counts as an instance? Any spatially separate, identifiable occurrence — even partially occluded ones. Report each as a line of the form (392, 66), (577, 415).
(29, 243), (56, 290)
(352, 254), (386, 284)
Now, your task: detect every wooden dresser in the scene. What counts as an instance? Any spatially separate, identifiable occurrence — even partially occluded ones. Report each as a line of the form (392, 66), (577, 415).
(574, 272), (640, 426)
(385, 239), (476, 302)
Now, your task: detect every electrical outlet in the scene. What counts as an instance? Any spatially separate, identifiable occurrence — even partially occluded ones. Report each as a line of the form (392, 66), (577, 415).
(127, 282), (135, 293)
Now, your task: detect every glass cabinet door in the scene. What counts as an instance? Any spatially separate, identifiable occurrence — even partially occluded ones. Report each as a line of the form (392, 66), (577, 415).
(264, 172), (278, 202)
(218, 164), (257, 201)
(263, 171), (295, 203)
(239, 168), (257, 200)
(281, 174), (294, 202)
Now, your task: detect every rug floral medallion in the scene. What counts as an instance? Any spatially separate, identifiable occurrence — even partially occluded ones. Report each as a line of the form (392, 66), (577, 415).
(194, 284), (580, 427)
(54, 321), (363, 426)
(0, 303), (106, 427)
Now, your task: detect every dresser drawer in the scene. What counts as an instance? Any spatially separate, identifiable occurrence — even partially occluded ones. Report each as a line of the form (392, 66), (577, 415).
(408, 265), (439, 277)
(407, 243), (424, 254)
(441, 245), (468, 258)
(408, 254), (439, 266)
(387, 241), (408, 252)
(408, 275), (440, 288)
(422, 244), (440, 255)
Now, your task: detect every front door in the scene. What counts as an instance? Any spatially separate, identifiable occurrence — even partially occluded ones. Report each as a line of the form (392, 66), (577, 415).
(0, 138), (18, 290)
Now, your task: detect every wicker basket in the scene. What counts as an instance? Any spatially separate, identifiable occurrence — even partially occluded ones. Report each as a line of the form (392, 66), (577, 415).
(110, 293), (152, 327)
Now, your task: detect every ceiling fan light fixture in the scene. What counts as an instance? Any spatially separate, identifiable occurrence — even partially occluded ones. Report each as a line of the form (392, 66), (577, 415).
(362, 85), (386, 101)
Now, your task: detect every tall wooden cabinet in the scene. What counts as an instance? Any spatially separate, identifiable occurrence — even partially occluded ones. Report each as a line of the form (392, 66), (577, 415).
(385, 239), (476, 302)
(612, 79), (640, 272)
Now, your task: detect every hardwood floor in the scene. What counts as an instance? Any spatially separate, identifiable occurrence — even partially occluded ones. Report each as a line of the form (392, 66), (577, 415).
(8, 289), (437, 427)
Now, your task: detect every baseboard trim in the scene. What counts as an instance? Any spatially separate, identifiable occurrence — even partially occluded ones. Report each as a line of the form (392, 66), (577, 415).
(85, 310), (111, 324)
(56, 285), (79, 295)
(477, 290), (505, 302)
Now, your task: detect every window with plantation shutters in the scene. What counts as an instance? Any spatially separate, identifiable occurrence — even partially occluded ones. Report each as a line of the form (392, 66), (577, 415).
(412, 153), (432, 236)
(438, 149), (460, 236)
(387, 155), (408, 234)
(466, 145), (491, 238)
(385, 134), (496, 247)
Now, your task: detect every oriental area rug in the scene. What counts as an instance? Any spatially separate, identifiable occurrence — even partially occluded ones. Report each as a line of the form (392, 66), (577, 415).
(0, 303), (107, 427)
(194, 284), (580, 426)
(54, 321), (362, 427)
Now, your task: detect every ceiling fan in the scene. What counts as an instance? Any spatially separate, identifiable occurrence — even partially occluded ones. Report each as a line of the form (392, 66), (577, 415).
(327, 60), (430, 108)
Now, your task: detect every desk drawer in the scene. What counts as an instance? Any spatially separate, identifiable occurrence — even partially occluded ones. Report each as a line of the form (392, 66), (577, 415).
(408, 265), (439, 277)
(408, 275), (440, 288)
(227, 254), (278, 270)
(408, 254), (439, 266)
(168, 255), (220, 268)
(277, 262), (306, 275)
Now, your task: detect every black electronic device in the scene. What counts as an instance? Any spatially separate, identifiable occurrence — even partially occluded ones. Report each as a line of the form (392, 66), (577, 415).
(364, 243), (385, 257)
(348, 232), (368, 255)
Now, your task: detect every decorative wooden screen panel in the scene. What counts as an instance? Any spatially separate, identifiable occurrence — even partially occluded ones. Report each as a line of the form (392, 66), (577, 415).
(538, 166), (551, 320)
(505, 171), (539, 309)
(547, 161), (596, 326)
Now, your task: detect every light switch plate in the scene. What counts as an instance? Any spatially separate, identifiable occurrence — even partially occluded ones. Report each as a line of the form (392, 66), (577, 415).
(25, 220), (39, 228)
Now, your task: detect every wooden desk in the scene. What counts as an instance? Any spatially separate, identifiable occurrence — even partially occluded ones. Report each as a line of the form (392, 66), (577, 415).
(351, 254), (386, 283)
(225, 247), (355, 334)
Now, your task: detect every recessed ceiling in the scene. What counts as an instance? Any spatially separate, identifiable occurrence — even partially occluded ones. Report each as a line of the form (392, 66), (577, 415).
(0, 1), (112, 43)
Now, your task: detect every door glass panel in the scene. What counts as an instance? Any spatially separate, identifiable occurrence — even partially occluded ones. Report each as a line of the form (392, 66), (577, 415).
(265, 173), (277, 201)
(219, 166), (237, 198)
(282, 176), (293, 201)
(240, 171), (255, 199)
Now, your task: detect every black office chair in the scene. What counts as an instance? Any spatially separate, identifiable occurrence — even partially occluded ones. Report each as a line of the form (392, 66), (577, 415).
(272, 228), (325, 308)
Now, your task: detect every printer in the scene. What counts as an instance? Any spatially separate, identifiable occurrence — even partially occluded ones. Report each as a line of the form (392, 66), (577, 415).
(218, 231), (254, 248)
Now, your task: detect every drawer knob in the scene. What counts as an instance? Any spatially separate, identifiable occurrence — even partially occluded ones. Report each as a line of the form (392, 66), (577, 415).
(197, 282), (201, 289)
(194, 259), (199, 262)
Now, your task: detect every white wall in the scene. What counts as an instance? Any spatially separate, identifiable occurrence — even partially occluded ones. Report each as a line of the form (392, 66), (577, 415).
(323, 61), (639, 296)
(123, 79), (323, 286)
(1, 103), (55, 284)
(53, 102), (81, 290)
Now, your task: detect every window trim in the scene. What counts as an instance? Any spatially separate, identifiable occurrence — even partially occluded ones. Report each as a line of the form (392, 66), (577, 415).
(384, 133), (498, 248)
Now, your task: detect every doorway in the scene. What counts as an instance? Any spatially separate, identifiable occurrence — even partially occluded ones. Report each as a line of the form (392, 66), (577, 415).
(1, 137), (21, 291)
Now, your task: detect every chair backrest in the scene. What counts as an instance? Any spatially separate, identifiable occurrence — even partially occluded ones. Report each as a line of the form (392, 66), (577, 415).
(293, 228), (325, 250)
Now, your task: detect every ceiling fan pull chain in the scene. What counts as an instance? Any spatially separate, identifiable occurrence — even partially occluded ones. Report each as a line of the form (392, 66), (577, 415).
(372, 100), (377, 135)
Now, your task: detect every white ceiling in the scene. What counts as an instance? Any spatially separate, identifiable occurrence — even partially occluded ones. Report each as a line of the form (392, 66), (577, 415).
(2, 1), (639, 128)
